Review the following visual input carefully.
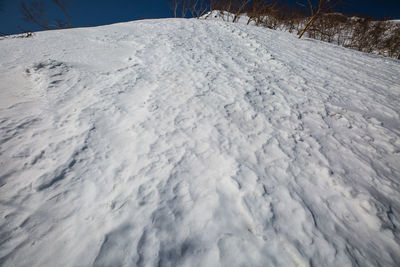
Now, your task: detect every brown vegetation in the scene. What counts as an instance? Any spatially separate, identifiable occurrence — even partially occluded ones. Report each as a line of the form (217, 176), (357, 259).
(175, 0), (399, 59)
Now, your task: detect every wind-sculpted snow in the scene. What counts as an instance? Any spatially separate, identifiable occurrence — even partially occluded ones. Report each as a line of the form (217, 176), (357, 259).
(0, 19), (399, 266)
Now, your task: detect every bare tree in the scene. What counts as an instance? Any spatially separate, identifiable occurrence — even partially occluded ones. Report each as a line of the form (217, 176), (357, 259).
(168, 0), (192, 18)
(204, 0), (219, 19)
(247, 0), (280, 26)
(20, 0), (72, 31)
(247, 0), (264, 25)
(213, 0), (234, 21)
(189, 0), (209, 19)
(169, 0), (179, 18)
(181, 0), (190, 17)
(297, 0), (339, 38)
(21, 1), (51, 30)
(53, 0), (71, 28)
(232, 0), (251, 23)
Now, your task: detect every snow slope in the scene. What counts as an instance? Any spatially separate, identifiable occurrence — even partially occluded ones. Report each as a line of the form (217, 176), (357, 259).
(0, 18), (400, 266)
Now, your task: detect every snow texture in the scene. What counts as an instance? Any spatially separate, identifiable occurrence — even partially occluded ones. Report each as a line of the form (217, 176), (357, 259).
(0, 18), (400, 266)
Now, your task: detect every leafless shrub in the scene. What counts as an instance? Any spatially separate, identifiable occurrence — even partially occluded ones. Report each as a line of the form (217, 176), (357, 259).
(306, 13), (347, 43)
(384, 23), (400, 59)
(244, 0), (398, 59)
(300, 13), (398, 58)
(176, 0), (398, 59)
(246, 0), (281, 27)
(247, 0), (268, 25)
(280, 5), (305, 33)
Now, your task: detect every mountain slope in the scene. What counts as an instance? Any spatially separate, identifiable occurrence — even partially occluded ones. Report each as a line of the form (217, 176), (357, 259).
(0, 18), (399, 266)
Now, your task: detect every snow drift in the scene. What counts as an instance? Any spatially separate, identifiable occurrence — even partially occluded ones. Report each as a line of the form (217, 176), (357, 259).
(0, 18), (399, 266)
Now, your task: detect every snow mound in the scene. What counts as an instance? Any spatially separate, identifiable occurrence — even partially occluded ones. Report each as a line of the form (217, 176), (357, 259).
(0, 18), (400, 266)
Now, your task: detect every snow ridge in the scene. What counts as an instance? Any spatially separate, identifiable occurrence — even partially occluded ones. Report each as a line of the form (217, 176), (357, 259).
(0, 19), (400, 266)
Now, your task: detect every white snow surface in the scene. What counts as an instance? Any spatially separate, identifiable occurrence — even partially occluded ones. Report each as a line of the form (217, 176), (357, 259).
(1, 18), (400, 266)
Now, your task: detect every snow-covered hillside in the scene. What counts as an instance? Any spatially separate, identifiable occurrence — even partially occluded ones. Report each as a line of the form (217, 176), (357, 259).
(0, 18), (399, 266)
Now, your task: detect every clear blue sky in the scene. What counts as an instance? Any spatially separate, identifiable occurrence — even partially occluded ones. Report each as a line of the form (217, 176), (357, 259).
(1, 0), (399, 35)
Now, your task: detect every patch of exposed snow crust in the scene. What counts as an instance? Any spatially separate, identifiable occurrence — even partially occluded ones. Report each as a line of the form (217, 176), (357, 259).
(0, 19), (400, 266)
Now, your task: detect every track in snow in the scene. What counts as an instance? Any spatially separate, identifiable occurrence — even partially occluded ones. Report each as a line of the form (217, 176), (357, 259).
(0, 19), (400, 266)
